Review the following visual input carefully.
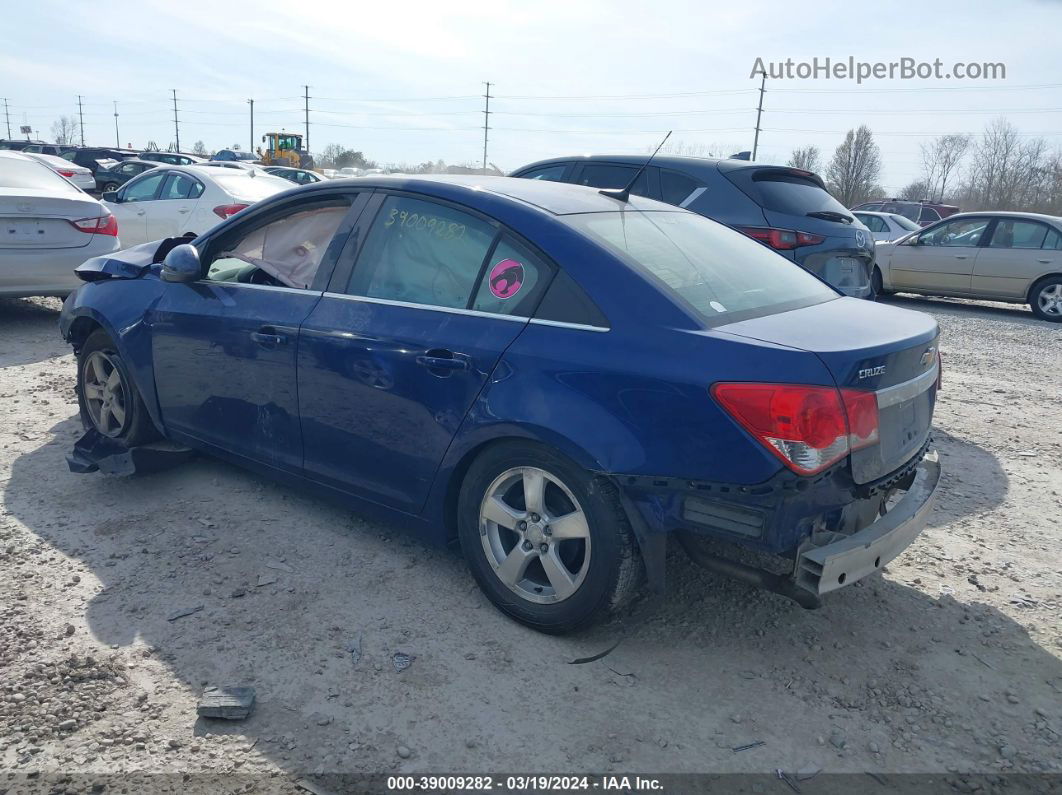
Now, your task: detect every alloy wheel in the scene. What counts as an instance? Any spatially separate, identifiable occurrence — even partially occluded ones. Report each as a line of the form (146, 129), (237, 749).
(479, 466), (591, 604)
(1036, 283), (1062, 317)
(82, 351), (129, 437)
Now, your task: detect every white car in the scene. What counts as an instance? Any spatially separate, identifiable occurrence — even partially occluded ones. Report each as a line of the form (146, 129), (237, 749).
(21, 152), (96, 192)
(0, 151), (120, 297)
(101, 165), (292, 248)
(852, 210), (921, 243)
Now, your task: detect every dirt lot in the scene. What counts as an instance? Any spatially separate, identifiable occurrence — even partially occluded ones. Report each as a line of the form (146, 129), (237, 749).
(1, 294), (1060, 792)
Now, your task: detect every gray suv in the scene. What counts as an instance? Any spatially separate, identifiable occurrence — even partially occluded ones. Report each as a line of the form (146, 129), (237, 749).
(511, 155), (876, 299)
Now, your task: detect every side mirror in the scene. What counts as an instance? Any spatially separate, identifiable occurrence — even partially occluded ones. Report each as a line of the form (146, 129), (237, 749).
(102, 191), (119, 203)
(161, 244), (201, 283)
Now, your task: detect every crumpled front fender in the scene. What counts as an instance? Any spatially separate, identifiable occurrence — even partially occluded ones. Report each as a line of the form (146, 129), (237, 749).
(74, 235), (195, 282)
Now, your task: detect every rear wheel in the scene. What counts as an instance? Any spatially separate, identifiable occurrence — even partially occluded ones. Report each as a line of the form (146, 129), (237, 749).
(1029, 275), (1062, 322)
(101, 182), (120, 193)
(871, 266), (891, 299)
(458, 441), (642, 634)
(77, 330), (157, 445)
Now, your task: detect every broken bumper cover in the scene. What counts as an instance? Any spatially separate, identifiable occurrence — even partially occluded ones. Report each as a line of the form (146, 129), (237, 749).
(795, 450), (940, 595)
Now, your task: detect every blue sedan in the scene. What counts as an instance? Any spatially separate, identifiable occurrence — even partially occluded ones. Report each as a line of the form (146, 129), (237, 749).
(59, 175), (942, 633)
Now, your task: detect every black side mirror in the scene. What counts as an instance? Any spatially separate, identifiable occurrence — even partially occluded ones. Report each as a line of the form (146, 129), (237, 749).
(161, 243), (201, 283)
(102, 191), (119, 203)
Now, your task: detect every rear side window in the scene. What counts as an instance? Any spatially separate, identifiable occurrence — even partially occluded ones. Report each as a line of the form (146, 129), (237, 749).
(565, 211), (837, 325)
(989, 219), (1049, 249)
(471, 236), (551, 317)
(160, 173), (204, 200)
(518, 164), (567, 182)
(659, 170), (703, 206)
(919, 207), (941, 224)
(729, 169), (850, 217)
(347, 195), (496, 309)
(1043, 228), (1062, 250)
(534, 270), (609, 328)
(576, 164), (650, 197)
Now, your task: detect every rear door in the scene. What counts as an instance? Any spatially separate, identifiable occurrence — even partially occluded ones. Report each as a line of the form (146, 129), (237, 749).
(971, 217), (1057, 299)
(887, 216), (990, 294)
(145, 172), (205, 240)
(298, 191), (553, 513)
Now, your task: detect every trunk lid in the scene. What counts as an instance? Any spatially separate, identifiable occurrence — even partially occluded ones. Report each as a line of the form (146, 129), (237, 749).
(0, 188), (105, 250)
(717, 297), (939, 484)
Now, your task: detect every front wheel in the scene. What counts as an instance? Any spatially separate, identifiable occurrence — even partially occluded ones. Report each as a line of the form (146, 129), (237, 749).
(1029, 275), (1062, 322)
(458, 442), (642, 634)
(871, 266), (891, 299)
(77, 330), (157, 445)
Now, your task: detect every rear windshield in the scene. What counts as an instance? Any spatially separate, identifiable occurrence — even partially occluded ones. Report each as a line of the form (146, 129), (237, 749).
(0, 156), (81, 192)
(211, 172), (291, 201)
(729, 169), (852, 218)
(891, 214), (921, 231)
(565, 210), (838, 325)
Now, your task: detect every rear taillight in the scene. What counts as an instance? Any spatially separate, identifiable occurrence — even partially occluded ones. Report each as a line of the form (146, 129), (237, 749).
(737, 227), (825, 250)
(70, 215), (119, 236)
(57, 169), (77, 178)
(711, 382), (880, 475)
(213, 203), (249, 219)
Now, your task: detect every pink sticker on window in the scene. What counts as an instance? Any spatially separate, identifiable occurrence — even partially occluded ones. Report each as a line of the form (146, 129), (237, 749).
(488, 258), (524, 299)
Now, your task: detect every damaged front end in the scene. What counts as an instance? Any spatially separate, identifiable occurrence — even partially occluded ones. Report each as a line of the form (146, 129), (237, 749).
(67, 429), (194, 476)
(73, 234), (196, 283)
(616, 441), (940, 608)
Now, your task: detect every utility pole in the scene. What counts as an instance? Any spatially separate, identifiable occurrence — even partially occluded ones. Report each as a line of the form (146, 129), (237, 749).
(171, 89), (180, 153)
(248, 98), (254, 153)
(113, 101), (120, 149)
(77, 95), (85, 146)
(482, 81), (492, 173)
(2, 98), (10, 139)
(303, 85), (310, 156)
(751, 73), (766, 162)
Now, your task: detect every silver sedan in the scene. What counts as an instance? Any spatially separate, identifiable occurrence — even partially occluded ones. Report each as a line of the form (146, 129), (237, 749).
(1, 151), (121, 298)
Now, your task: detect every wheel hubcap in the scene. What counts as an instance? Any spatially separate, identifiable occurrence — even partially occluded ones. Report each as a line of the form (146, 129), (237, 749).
(479, 466), (591, 604)
(82, 351), (128, 437)
(1037, 283), (1062, 316)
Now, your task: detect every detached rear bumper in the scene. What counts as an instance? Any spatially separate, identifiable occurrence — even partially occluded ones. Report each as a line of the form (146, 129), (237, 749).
(795, 450), (940, 595)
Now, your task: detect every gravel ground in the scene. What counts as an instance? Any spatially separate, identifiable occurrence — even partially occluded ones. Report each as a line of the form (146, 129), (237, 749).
(1, 293), (1060, 793)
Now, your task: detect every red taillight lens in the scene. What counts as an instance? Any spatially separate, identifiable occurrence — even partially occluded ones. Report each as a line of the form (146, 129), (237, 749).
(712, 383), (880, 475)
(57, 169), (77, 178)
(70, 215), (119, 236)
(737, 227), (825, 250)
(213, 203), (249, 219)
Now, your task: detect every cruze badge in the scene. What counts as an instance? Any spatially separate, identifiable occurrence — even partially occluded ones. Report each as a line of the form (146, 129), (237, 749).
(858, 365), (886, 379)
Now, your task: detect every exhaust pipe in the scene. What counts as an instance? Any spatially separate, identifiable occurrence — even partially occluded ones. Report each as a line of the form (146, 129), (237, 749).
(679, 536), (821, 610)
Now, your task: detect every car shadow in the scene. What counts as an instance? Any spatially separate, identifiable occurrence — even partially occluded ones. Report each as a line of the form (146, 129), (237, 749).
(0, 296), (69, 368)
(880, 294), (1051, 327)
(4, 416), (1057, 780)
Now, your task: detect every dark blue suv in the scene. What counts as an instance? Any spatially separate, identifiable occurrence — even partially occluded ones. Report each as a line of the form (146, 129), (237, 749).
(511, 155), (876, 299)
(60, 176), (938, 633)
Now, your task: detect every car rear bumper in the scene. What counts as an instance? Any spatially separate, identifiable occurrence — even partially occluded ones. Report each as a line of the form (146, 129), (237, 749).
(0, 237), (120, 297)
(794, 450), (939, 595)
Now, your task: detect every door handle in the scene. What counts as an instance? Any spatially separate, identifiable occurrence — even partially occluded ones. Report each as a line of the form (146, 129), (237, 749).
(250, 328), (288, 347)
(1039, 259), (1052, 264)
(177, 207), (190, 214)
(954, 255), (968, 259)
(416, 350), (469, 371)
(135, 210), (146, 216)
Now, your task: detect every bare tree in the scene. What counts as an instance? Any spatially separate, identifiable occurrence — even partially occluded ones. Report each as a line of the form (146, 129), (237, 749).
(962, 118), (1047, 210)
(787, 145), (822, 173)
(920, 134), (971, 202)
(51, 116), (78, 145)
(825, 126), (882, 207)
(191, 140), (208, 157)
(899, 180), (931, 201)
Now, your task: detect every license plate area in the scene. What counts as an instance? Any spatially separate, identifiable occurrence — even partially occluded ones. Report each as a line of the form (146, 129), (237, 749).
(851, 377), (936, 484)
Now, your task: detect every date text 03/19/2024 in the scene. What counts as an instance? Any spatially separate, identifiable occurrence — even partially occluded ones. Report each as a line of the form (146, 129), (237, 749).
(386, 775), (664, 791)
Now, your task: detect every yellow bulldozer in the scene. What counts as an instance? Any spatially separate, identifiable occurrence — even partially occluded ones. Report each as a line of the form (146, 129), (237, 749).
(257, 131), (314, 169)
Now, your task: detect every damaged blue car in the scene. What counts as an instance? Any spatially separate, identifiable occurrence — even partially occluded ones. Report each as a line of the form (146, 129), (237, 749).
(59, 175), (941, 633)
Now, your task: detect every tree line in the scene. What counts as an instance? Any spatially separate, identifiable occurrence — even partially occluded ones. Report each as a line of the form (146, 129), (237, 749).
(788, 118), (1062, 215)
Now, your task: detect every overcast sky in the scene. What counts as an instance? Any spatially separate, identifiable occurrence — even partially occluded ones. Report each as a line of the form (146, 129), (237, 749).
(4, 0), (1060, 191)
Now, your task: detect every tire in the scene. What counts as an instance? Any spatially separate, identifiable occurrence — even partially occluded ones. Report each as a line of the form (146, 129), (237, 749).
(458, 441), (643, 634)
(76, 330), (158, 446)
(871, 266), (891, 299)
(101, 182), (120, 193)
(1028, 275), (1062, 322)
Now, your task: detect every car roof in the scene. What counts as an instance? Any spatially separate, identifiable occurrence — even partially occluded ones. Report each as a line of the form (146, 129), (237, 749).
(514, 153), (733, 175)
(944, 210), (1062, 224)
(294, 174), (677, 216)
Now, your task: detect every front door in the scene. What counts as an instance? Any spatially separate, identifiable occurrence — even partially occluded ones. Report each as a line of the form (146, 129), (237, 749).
(106, 170), (168, 248)
(150, 191), (364, 471)
(888, 216), (990, 294)
(299, 192), (553, 513)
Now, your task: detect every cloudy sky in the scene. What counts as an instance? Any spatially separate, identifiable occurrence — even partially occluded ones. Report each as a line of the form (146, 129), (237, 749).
(4, 0), (1060, 191)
